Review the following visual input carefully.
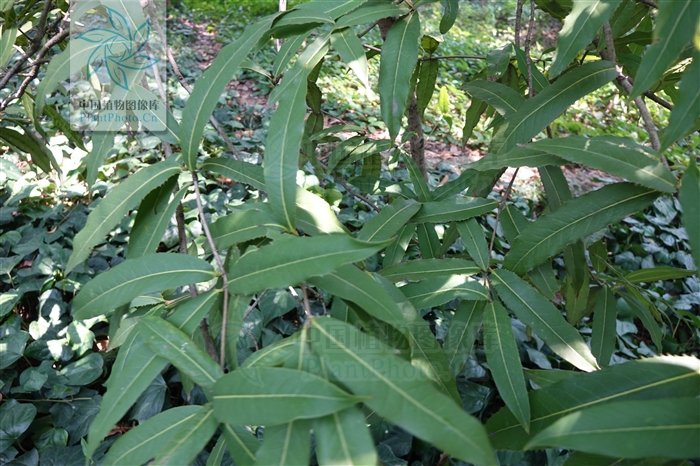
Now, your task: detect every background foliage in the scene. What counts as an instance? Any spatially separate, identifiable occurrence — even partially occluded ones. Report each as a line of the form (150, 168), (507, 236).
(1, 0), (699, 465)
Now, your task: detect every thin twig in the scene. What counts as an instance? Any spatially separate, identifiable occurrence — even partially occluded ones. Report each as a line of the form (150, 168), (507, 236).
(524, 0), (536, 98)
(192, 171), (230, 370)
(358, 19), (382, 38)
(601, 22), (663, 155)
(487, 168), (520, 259)
(643, 90), (673, 111)
(637, 0), (658, 8)
(418, 54), (487, 61)
(243, 290), (268, 321)
(514, 0), (524, 48)
(301, 283), (313, 322)
(362, 44), (383, 53)
(333, 174), (381, 212)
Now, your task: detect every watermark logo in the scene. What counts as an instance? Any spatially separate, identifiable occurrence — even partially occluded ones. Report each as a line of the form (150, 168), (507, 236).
(75, 7), (158, 91)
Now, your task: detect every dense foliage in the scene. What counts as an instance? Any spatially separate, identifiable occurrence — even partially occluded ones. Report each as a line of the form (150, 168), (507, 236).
(1, 0), (699, 465)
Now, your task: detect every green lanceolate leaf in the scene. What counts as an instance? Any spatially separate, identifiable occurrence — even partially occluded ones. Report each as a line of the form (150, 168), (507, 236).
(201, 158), (265, 191)
(272, 33), (310, 78)
(486, 355), (700, 450)
(313, 406), (378, 466)
(483, 301), (530, 432)
(335, 3), (408, 29)
(140, 315), (224, 389)
(494, 61), (616, 154)
(416, 223), (441, 259)
(227, 234), (388, 294)
(383, 224), (416, 267)
(0, 127), (58, 174)
(379, 258), (480, 282)
(213, 367), (361, 425)
(43, 104), (87, 151)
(403, 152), (433, 201)
(331, 27), (369, 87)
(222, 424), (259, 466)
(269, 32), (330, 105)
(103, 406), (201, 466)
(630, 0), (700, 99)
(296, 188), (348, 235)
(0, 26), (17, 69)
(254, 420), (311, 466)
(528, 262), (560, 299)
(661, 51), (700, 151)
(444, 300), (484, 375)
(550, 0), (621, 78)
(73, 254), (216, 319)
(400, 275), (489, 309)
(416, 59), (439, 117)
(503, 183), (658, 275)
(524, 369), (576, 389)
(514, 45), (549, 92)
(528, 136), (677, 192)
(439, 0), (460, 33)
(67, 158), (182, 272)
(152, 404), (219, 466)
(527, 398), (700, 459)
(464, 80), (525, 118)
(679, 158), (700, 269)
(490, 269), (599, 372)
(180, 15), (277, 170)
(379, 13), (421, 141)
(590, 287), (617, 369)
(127, 177), (185, 259)
(457, 219), (490, 270)
(625, 266), (698, 283)
(265, 74), (309, 232)
(620, 291), (663, 351)
(128, 85), (180, 144)
(308, 265), (408, 335)
(210, 205), (286, 250)
(411, 197), (498, 223)
(309, 318), (497, 466)
(469, 147), (564, 172)
(357, 198), (421, 242)
(335, 139), (393, 171)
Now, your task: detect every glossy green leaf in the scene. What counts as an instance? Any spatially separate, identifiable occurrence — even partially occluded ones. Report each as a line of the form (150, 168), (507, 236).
(357, 199), (421, 243)
(103, 406), (200, 466)
(227, 234), (388, 295)
(416, 59), (439, 117)
(439, 0), (459, 33)
(400, 275), (489, 309)
(201, 158), (265, 191)
(620, 291), (663, 351)
(491, 269), (599, 372)
(411, 197), (498, 223)
(222, 424), (259, 466)
(504, 183), (658, 275)
(625, 266), (697, 283)
(528, 398), (700, 459)
(433, 170), (479, 201)
(152, 403), (218, 465)
(403, 152), (433, 201)
(127, 177), (185, 259)
(314, 406), (378, 466)
(487, 355), (700, 450)
(514, 45), (549, 92)
(661, 51), (700, 151)
(630, 0), (700, 99)
(43, 105), (86, 151)
(254, 420), (311, 466)
(213, 367), (360, 425)
(483, 301), (530, 432)
(550, 0), (621, 78)
(379, 13), (421, 141)
(140, 315), (223, 389)
(128, 85), (180, 144)
(464, 80), (525, 118)
(298, 0), (367, 20)
(67, 158), (182, 272)
(206, 434), (227, 466)
(494, 61), (616, 154)
(0, 26), (17, 69)
(296, 188), (349, 235)
(180, 16), (276, 170)
(269, 32), (330, 105)
(529, 136), (677, 192)
(590, 287), (617, 369)
(309, 318), (496, 466)
(272, 33), (310, 78)
(416, 223), (441, 259)
(326, 136), (365, 173)
(73, 254), (216, 319)
(383, 224), (416, 267)
(331, 27), (369, 87)
(379, 258), (480, 282)
(0, 400), (36, 452)
(374, 275), (461, 404)
(444, 300), (484, 376)
(524, 369), (576, 389)
(273, 9), (333, 29)
(0, 127), (59, 175)
(528, 262), (560, 299)
(469, 147), (563, 172)
(335, 139), (393, 172)
(210, 205), (286, 250)
(457, 219), (489, 270)
(335, 3), (408, 28)
(679, 158), (700, 269)
(265, 74), (308, 231)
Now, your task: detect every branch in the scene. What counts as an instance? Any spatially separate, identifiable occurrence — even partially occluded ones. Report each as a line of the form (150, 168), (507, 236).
(487, 168), (519, 260)
(418, 54), (487, 61)
(643, 90), (673, 111)
(514, 0), (525, 48)
(192, 171), (230, 370)
(524, 0), (536, 98)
